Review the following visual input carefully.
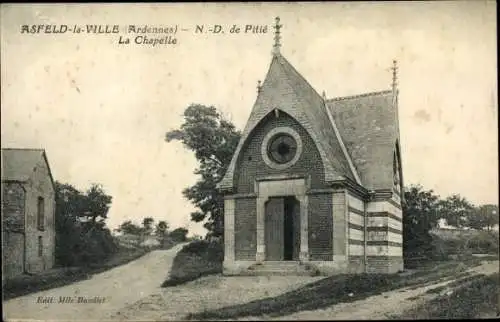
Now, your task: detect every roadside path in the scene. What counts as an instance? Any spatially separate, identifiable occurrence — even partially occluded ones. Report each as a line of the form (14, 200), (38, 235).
(242, 260), (499, 321)
(3, 243), (188, 322)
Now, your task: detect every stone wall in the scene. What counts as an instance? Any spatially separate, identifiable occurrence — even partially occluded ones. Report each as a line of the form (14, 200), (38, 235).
(2, 232), (25, 279)
(2, 182), (26, 279)
(234, 197), (257, 260)
(2, 182), (26, 231)
(24, 157), (56, 274)
(308, 193), (332, 261)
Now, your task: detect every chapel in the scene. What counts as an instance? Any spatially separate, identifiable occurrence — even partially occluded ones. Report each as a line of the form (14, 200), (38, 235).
(217, 17), (404, 275)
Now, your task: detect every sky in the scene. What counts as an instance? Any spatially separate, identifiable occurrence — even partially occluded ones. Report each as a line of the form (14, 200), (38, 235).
(1, 2), (497, 236)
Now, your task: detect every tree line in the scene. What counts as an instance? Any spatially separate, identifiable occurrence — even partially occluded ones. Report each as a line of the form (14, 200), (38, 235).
(403, 184), (498, 258)
(115, 217), (189, 246)
(54, 181), (190, 267)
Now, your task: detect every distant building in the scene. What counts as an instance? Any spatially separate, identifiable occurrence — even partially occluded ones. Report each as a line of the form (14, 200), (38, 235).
(140, 236), (161, 248)
(437, 218), (460, 230)
(217, 18), (404, 276)
(1, 148), (56, 281)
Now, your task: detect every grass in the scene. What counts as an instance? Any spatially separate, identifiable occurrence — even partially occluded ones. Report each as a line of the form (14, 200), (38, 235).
(424, 274), (487, 295)
(3, 246), (150, 301)
(397, 273), (499, 319)
(185, 259), (484, 320)
(430, 229), (500, 256)
(161, 240), (223, 287)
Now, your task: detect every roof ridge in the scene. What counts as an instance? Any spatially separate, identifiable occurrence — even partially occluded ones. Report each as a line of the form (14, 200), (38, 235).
(326, 90), (392, 102)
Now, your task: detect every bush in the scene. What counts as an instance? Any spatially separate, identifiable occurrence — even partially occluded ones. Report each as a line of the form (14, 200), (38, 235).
(430, 229), (499, 259)
(161, 240), (223, 287)
(170, 227), (189, 242)
(55, 224), (119, 267)
(404, 230), (499, 267)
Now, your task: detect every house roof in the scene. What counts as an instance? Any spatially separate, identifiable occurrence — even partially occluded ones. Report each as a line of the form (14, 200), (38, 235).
(1, 148), (56, 189)
(218, 53), (358, 191)
(326, 91), (398, 190)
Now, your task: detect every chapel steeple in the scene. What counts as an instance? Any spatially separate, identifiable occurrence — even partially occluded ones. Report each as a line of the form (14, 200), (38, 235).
(272, 17), (282, 56)
(391, 59), (398, 94)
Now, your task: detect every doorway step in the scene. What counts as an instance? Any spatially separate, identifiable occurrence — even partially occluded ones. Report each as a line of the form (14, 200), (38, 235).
(244, 261), (317, 276)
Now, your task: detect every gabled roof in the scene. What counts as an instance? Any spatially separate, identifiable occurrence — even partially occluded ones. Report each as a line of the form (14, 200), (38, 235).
(218, 54), (358, 191)
(1, 148), (56, 190)
(326, 91), (398, 190)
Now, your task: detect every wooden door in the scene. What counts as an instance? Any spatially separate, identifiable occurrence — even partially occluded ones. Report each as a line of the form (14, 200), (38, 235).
(265, 197), (284, 261)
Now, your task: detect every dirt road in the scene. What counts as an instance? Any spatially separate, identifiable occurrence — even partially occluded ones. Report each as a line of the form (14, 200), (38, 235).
(246, 260), (499, 321)
(2, 243), (187, 322)
(113, 274), (323, 321)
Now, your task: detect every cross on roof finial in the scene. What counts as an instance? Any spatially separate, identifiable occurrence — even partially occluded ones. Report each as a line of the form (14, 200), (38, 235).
(273, 16), (282, 55)
(391, 59), (398, 92)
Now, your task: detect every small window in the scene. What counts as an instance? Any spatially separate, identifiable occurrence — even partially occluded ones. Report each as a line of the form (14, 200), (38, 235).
(38, 236), (43, 257)
(37, 197), (45, 230)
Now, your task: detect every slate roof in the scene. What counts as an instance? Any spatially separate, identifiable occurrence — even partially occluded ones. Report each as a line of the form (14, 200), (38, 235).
(278, 55), (361, 184)
(218, 53), (358, 191)
(1, 148), (55, 188)
(326, 91), (399, 190)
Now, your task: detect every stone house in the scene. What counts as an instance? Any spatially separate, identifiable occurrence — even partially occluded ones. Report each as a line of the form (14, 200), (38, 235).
(217, 18), (404, 275)
(1, 148), (56, 281)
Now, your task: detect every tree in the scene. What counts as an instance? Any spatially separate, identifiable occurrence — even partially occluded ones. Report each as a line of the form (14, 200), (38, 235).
(55, 182), (85, 223)
(165, 104), (241, 238)
(116, 220), (143, 235)
(80, 184), (113, 224)
(54, 181), (117, 266)
(170, 227), (189, 242)
(142, 217), (155, 235)
(403, 184), (441, 258)
(468, 204), (499, 231)
(481, 204), (499, 231)
(54, 182), (85, 266)
(437, 194), (474, 228)
(155, 220), (169, 237)
(467, 206), (487, 230)
(154, 220), (171, 248)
